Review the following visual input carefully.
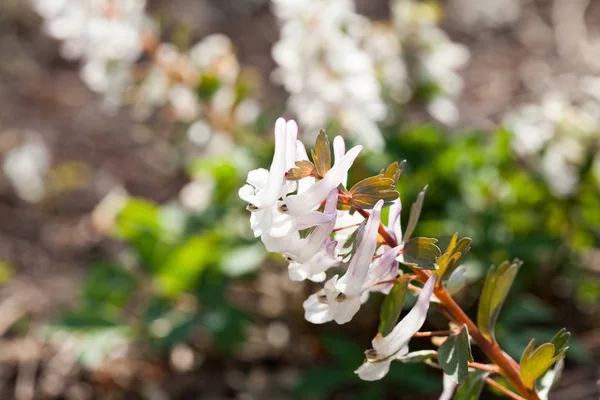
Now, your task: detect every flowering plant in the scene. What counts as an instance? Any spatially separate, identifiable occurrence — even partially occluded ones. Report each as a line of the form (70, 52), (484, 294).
(241, 119), (569, 400)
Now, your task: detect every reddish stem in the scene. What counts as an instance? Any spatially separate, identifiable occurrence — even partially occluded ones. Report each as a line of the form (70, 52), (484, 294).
(413, 330), (452, 338)
(485, 377), (527, 400)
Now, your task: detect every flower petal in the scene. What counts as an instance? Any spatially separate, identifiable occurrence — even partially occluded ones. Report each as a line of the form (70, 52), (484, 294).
(342, 200), (383, 295)
(303, 293), (332, 324)
(253, 118), (288, 208)
(373, 274), (437, 357)
(388, 198), (403, 243)
(355, 359), (392, 381)
(333, 136), (347, 186)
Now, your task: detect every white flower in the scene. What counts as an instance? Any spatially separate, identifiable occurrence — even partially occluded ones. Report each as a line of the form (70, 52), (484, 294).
(303, 200), (383, 324)
(271, 0), (387, 150)
(365, 245), (402, 295)
(283, 144), (362, 216)
(355, 274), (437, 381)
(260, 189), (340, 282)
(239, 118), (297, 237)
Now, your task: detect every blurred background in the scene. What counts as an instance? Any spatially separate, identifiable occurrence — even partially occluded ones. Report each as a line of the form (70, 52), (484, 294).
(0, 0), (599, 399)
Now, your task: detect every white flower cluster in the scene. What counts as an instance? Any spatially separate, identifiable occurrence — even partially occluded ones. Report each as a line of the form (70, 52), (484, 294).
(388, 0), (470, 125)
(271, 0), (387, 151)
(504, 88), (600, 197)
(30, 0), (259, 128)
(271, 0), (469, 150)
(240, 118), (437, 381)
(31, 0), (151, 109)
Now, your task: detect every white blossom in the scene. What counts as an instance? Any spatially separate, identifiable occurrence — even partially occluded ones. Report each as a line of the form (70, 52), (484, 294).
(271, 0), (387, 150)
(303, 201), (384, 325)
(355, 274), (437, 381)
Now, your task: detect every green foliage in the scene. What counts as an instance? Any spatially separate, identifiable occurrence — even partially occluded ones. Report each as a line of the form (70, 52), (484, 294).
(349, 174), (399, 208)
(477, 259), (521, 342)
(404, 186), (427, 242)
(311, 128), (331, 177)
(519, 329), (569, 390)
(452, 370), (489, 400)
(437, 325), (473, 385)
(402, 237), (442, 270)
(378, 277), (410, 336)
(436, 233), (472, 283)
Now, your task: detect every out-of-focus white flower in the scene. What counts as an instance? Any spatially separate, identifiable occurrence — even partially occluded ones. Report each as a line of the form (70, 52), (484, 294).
(388, 0), (469, 125)
(3, 132), (51, 203)
(179, 177), (215, 214)
(169, 84), (201, 122)
(31, 0), (150, 107)
(504, 90), (600, 197)
(355, 274), (437, 381)
(271, 0), (387, 150)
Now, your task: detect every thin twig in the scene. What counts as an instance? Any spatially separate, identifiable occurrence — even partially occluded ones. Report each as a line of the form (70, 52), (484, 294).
(485, 377), (527, 400)
(413, 330), (452, 338)
(469, 362), (500, 374)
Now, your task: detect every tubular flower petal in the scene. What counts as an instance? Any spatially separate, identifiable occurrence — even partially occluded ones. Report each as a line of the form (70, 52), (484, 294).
(355, 275), (437, 381)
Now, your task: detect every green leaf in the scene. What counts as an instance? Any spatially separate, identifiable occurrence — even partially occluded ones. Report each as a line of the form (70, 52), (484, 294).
(381, 160), (406, 186)
(397, 350), (438, 363)
(378, 277), (410, 336)
(550, 328), (570, 356)
(286, 160), (316, 180)
(452, 370), (490, 400)
(438, 325), (473, 385)
(436, 234), (472, 283)
(339, 219), (366, 261)
(402, 237), (441, 270)
(477, 259), (521, 341)
(404, 186), (427, 242)
(156, 234), (220, 297)
(311, 128), (331, 177)
(349, 174), (399, 209)
(519, 339), (567, 390)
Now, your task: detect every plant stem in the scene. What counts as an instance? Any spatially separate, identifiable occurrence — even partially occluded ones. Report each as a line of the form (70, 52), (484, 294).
(413, 330), (452, 338)
(485, 377), (527, 400)
(353, 206), (540, 400)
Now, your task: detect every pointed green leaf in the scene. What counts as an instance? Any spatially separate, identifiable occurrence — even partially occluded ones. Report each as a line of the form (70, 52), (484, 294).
(381, 160), (405, 186)
(437, 234), (472, 284)
(404, 186), (427, 242)
(519, 339), (567, 390)
(477, 259), (521, 341)
(339, 219), (367, 261)
(402, 237), (441, 270)
(550, 328), (570, 356)
(286, 160), (316, 181)
(349, 174), (399, 209)
(452, 370), (490, 400)
(378, 277), (410, 336)
(438, 325), (473, 385)
(311, 129), (331, 177)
